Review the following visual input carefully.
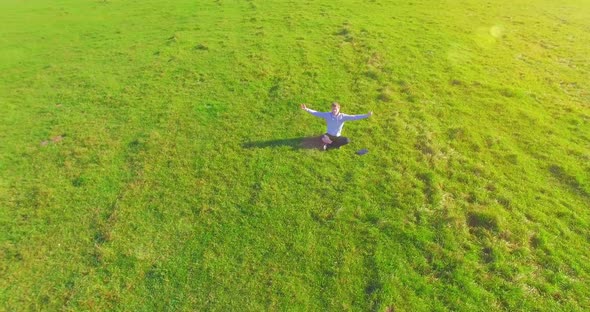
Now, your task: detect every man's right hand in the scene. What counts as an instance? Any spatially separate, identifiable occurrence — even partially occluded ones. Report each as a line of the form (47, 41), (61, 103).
(300, 103), (307, 110)
(321, 135), (333, 144)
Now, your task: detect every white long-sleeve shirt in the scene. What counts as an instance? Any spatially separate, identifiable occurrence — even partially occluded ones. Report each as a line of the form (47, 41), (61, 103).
(304, 108), (370, 136)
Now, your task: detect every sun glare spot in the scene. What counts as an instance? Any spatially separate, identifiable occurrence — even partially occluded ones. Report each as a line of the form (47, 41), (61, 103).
(490, 25), (504, 38)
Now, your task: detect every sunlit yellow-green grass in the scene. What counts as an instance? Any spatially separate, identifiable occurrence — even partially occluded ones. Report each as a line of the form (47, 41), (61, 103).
(1, 0), (589, 310)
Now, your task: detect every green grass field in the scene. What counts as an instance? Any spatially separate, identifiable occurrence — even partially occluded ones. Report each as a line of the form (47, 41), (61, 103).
(1, 0), (589, 310)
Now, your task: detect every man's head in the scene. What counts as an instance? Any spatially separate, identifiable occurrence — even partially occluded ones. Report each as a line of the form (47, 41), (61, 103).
(331, 102), (340, 115)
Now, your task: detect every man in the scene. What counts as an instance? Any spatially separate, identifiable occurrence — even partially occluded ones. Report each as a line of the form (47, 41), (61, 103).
(300, 102), (373, 150)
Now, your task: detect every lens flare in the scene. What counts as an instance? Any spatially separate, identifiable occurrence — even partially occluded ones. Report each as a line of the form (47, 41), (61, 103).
(490, 25), (504, 38)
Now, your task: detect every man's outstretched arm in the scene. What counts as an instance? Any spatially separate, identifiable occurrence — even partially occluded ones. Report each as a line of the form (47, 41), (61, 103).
(341, 111), (373, 121)
(300, 103), (327, 118)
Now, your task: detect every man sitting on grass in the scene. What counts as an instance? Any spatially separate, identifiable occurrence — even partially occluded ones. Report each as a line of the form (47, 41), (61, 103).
(300, 102), (373, 150)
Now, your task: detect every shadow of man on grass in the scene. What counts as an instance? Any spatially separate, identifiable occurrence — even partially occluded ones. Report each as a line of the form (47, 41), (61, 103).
(242, 136), (323, 150)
